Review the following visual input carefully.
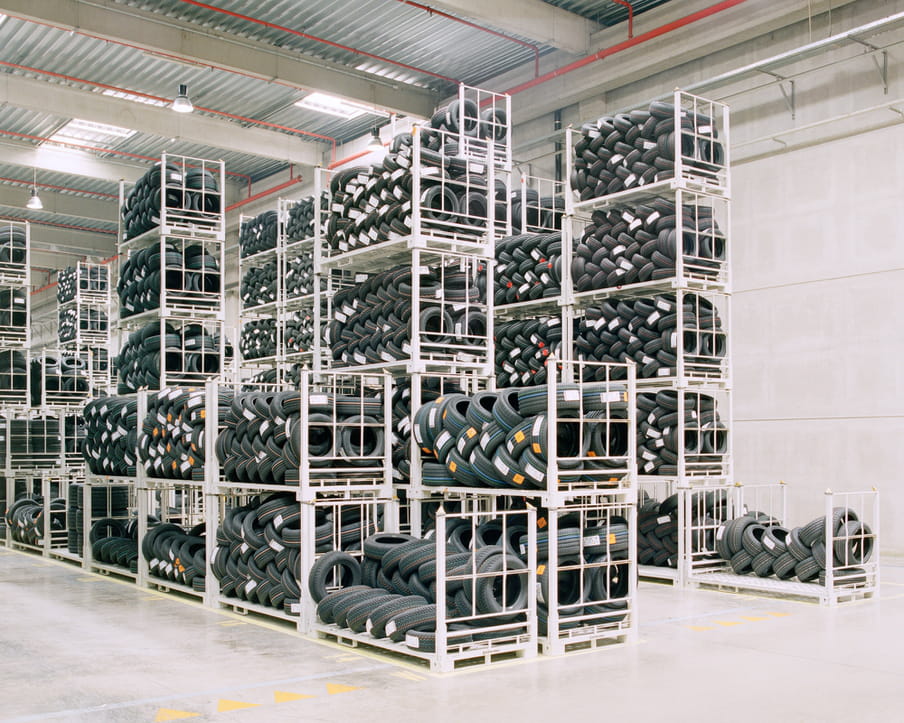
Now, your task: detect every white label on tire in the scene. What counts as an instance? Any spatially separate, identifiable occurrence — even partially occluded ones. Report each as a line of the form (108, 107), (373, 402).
(763, 537), (775, 550)
(716, 526), (725, 541)
(211, 548), (218, 564)
(429, 407), (438, 427)
(150, 558), (159, 568)
(480, 431), (491, 448)
(647, 311), (661, 326)
(524, 464), (543, 482)
(563, 389), (580, 402)
(386, 621), (397, 636)
(366, 619), (374, 634)
(656, 299), (672, 312)
(240, 543), (249, 555)
(583, 534), (601, 547)
(608, 318), (620, 331)
(246, 580), (257, 592)
(657, 516), (671, 525)
(599, 391), (622, 403)
(611, 244), (626, 256)
(269, 539), (284, 552)
(273, 514), (284, 529)
(405, 633), (420, 649)
(493, 456), (509, 475)
(434, 430), (452, 452)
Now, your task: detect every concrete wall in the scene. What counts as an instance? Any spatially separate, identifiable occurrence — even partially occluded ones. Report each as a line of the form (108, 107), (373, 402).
(732, 125), (903, 553)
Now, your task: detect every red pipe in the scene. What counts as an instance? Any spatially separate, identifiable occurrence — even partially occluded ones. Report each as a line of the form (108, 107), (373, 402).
(611, 0), (634, 39)
(226, 176), (304, 212)
(504, 0), (749, 97)
(0, 174), (117, 199)
(177, 0), (459, 84)
(393, 0), (541, 78)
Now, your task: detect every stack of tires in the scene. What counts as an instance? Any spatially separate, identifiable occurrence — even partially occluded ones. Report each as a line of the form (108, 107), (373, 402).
(240, 320), (278, 361)
(0, 287), (28, 331)
(637, 490), (725, 567)
(118, 242), (220, 317)
(570, 101), (724, 202)
(82, 396), (138, 476)
(284, 310), (314, 356)
(494, 232), (562, 305)
(715, 507), (874, 584)
(0, 349), (28, 394)
(5, 497), (65, 547)
(239, 210), (277, 257)
(285, 197), (315, 242)
(0, 224), (27, 270)
(67, 482), (130, 555)
(57, 264), (108, 303)
(143, 520), (209, 591)
(89, 517), (150, 573)
(240, 261), (278, 309)
(121, 162), (221, 240)
(389, 377), (460, 483)
(494, 317), (564, 387)
(116, 321), (220, 392)
(138, 387), (233, 481)
(212, 494), (376, 614)
(636, 391), (728, 476)
(30, 355), (91, 404)
(215, 390), (385, 486)
(572, 201), (725, 291)
(58, 307), (108, 343)
(309, 528), (532, 651)
(325, 263), (486, 366)
(412, 384), (629, 491)
(575, 293), (726, 379)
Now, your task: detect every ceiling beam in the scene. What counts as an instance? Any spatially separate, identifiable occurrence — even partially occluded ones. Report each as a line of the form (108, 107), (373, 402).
(0, 74), (323, 167)
(426, 0), (594, 54)
(0, 185), (116, 225)
(0, 0), (438, 118)
(0, 139), (145, 184)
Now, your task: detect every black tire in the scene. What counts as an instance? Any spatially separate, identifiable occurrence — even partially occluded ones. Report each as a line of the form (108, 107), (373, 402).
(315, 585), (372, 624)
(751, 550), (774, 577)
(363, 532), (418, 561)
(787, 526), (811, 562)
(307, 550), (361, 602)
(761, 526), (790, 558)
(772, 551), (797, 580)
(795, 556), (820, 583)
(367, 595), (429, 638)
(386, 604), (437, 643)
(729, 549), (752, 575)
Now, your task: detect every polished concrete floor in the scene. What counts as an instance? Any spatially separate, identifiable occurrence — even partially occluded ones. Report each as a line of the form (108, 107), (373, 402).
(1, 547), (901, 723)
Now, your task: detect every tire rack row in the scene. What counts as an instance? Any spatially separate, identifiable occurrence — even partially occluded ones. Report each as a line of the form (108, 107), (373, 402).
(493, 91), (733, 587)
(0, 220), (30, 406)
(116, 154), (226, 392)
(306, 84), (638, 660)
(55, 260), (113, 403)
(236, 198), (318, 379)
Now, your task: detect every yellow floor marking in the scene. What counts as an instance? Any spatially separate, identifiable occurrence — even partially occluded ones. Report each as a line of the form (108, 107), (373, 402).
(325, 683), (360, 695)
(216, 699), (260, 713)
(218, 620), (247, 627)
(765, 611), (791, 617)
(154, 708), (200, 721)
(273, 691), (315, 703)
(741, 616), (769, 622)
(78, 576), (103, 582)
(392, 670), (426, 681)
(687, 625), (714, 632)
(713, 620), (743, 627)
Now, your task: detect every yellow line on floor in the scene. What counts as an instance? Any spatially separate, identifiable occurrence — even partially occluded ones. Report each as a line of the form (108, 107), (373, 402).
(687, 625), (714, 632)
(741, 615), (769, 622)
(765, 611), (791, 617)
(713, 620), (743, 627)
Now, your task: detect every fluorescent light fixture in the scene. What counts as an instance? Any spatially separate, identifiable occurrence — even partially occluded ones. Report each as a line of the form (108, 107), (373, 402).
(295, 92), (387, 119)
(47, 118), (136, 147)
(101, 89), (168, 107)
(0, 15), (7, 27)
(172, 83), (193, 113)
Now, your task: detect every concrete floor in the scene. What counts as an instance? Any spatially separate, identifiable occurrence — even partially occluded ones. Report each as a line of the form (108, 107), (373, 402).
(1, 548), (901, 723)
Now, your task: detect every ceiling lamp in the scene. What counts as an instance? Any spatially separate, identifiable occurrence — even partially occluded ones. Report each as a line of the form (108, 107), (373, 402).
(172, 83), (194, 114)
(26, 169), (42, 210)
(366, 127), (383, 152)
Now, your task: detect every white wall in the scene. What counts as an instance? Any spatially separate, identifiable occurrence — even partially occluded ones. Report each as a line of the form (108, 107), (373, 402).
(732, 125), (903, 553)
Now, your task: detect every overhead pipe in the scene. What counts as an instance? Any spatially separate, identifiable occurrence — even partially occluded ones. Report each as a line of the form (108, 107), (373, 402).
(610, 1), (634, 39)
(177, 0), (459, 84)
(226, 176), (304, 212)
(393, 0), (541, 78)
(503, 0), (749, 97)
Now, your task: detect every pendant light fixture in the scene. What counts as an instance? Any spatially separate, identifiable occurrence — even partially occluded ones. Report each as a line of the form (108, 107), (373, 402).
(26, 168), (42, 210)
(172, 83), (194, 114)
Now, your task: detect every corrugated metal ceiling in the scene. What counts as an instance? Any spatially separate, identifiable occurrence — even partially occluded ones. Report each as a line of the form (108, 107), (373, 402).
(543, 0), (674, 25)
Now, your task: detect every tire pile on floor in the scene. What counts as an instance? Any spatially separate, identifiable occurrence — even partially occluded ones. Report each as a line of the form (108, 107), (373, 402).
(82, 396), (138, 476)
(310, 530), (530, 651)
(575, 293), (727, 379)
(138, 387), (233, 481)
(67, 482), (130, 554)
(240, 210), (278, 257)
(120, 162), (221, 240)
(573, 201), (725, 292)
(325, 263), (486, 366)
(5, 497), (65, 547)
(494, 232), (562, 305)
(570, 101), (724, 202)
(715, 507), (874, 584)
(116, 321), (220, 392)
(118, 243), (220, 317)
(494, 317), (564, 387)
(57, 264), (108, 303)
(413, 384), (629, 491)
(215, 390), (385, 485)
(637, 491), (726, 567)
(240, 319), (278, 361)
(636, 391), (728, 476)
(212, 494), (376, 614)
(58, 307), (108, 343)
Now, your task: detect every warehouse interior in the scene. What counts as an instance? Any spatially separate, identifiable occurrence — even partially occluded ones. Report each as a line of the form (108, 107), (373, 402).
(0, 0), (900, 720)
